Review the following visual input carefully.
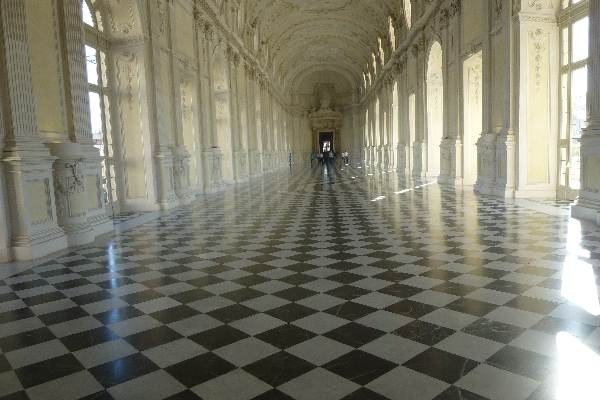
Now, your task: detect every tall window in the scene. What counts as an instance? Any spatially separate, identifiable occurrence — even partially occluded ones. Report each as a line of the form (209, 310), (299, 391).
(389, 17), (396, 52)
(83, 1), (117, 209)
(404, 0), (412, 30)
(558, 1), (588, 196)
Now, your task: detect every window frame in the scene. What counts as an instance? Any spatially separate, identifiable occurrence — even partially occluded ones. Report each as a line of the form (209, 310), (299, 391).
(557, 0), (589, 196)
(83, 0), (118, 210)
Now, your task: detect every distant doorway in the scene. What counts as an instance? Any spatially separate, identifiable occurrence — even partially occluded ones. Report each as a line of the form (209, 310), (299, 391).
(319, 132), (334, 153)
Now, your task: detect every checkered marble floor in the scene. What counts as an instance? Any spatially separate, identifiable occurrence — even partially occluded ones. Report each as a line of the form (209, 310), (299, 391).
(1, 164), (600, 400)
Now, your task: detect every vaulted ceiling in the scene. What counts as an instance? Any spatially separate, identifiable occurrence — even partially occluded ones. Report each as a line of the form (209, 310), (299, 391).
(243, 0), (405, 97)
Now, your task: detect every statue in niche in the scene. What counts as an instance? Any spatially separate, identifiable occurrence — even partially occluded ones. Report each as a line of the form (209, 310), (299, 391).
(319, 89), (332, 111)
(309, 85), (342, 131)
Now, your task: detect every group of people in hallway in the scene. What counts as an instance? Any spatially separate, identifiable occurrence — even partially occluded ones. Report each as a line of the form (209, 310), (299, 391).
(310, 150), (350, 166)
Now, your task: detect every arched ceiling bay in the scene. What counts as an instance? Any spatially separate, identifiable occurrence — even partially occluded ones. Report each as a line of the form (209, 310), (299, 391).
(244, 0), (403, 96)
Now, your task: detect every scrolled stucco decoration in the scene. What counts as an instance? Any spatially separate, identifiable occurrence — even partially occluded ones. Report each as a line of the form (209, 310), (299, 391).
(527, 0), (553, 11)
(105, 0), (137, 36)
(493, 0), (503, 22)
(56, 161), (85, 195)
(156, 0), (169, 37)
(117, 52), (138, 109)
(530, 28), (547, 91)
(54, 161), (85, 221)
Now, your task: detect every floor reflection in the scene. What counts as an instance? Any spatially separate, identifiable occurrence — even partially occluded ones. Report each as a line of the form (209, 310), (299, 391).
(0, 164), (599, 400)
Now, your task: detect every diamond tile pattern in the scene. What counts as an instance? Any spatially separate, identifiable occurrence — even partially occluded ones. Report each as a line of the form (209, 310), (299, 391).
(0, 165), (599, 400)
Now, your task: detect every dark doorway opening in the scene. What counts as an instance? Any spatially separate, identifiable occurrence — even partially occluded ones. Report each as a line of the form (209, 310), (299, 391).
(319, 132), (334, 153)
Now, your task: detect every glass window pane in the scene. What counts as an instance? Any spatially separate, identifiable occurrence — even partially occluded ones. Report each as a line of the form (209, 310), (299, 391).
(560, 72), (568, 140)
(561, 27), (569, 67)
(569, 66), (587, 190)
(86, 45), (99, 85)
(571, 66), (587, 140)
(89, 92), (104, 152)
(82, 1), (94, 27)
(572, 17), (589, 63)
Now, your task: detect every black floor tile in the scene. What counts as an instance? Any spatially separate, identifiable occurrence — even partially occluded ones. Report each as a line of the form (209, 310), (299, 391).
(166, 353), (235, 387)
(325, 322), (385, 347)
(403, 348), (478, 383)
(90, 353), (159, 387)
(243, 351), (315, 387)
(256, 324), (316, 349)
(462, 318), (526, 344)
(15, 353), (84, 388)
(324, 350), (397, 385)
(394, 320), (454, 346)
(189, 325), (249, 350)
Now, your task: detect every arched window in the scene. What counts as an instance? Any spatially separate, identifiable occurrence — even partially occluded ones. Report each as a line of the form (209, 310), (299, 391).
(82, 1), (94, 27)
(404, 0), (412, 30)
(82, 0), (116, 210)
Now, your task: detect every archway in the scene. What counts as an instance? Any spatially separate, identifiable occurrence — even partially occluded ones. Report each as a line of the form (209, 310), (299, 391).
(463, 51), (482, 186)
(426, 41), (443, 178)
(212, 46), (233, 181)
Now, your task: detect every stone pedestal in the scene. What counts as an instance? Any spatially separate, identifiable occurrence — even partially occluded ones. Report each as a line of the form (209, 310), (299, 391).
(439, 138), (458, 184)
(495, 132), (516, 197)
(396, 144), (408, 175)
(572, 134), (600, 224)
(202, 147), (223, 192)
(48, 143), (95, 247)
(475, 133), (497, 195)
(233, 150), (249, 181)
(155, 147), (179, 209)
(249, 150), (263, 176)
(572, 0), (600, 224)
(173, 146), (194, 205)
(412, 141), (426, 178)
(3, 140), (67, 260)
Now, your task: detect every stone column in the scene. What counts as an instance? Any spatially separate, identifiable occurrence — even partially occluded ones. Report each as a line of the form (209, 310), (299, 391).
(494, 1), (517, 197)
(0, 0), (68, 260)
(266, 89), (274, 171)
(49, 0), (112, 245)
(439, 3), (462, 185)
(148, 3), (179, 209)
(255, 77), (264, 173)
(413, 36), (428, 178)
(195, 16), (212, 191)
(245, 64), (258, 176)
(370, 96), (377, 165)
(168, 5), (193, 205)
(0, 78), (9, 261)
(573, 0), (600, 224)
(475, 0), (497, 194)
(199, 21), (222, 191)
(226, 47), (245, 181)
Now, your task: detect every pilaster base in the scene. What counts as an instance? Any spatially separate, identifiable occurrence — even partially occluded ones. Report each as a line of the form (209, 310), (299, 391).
(48, 142), (95, 247)
(572, 132), (600, 225)
(173, 146), (194, 206)
(3, 139), (68, 261)
(203, 148), (224, 193)
(155, 147), (180, 210)
(474, 134), (497, 195)
(234, 150), (249, 182)
(572, 198), (600, 225)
